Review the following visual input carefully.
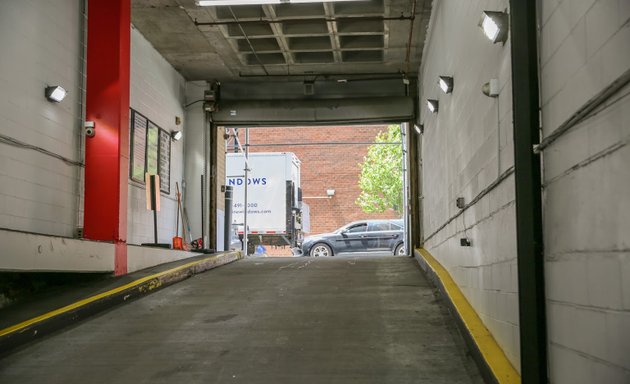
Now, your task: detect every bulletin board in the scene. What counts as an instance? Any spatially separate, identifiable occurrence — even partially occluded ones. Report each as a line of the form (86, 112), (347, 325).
(129, 109), (171, 194)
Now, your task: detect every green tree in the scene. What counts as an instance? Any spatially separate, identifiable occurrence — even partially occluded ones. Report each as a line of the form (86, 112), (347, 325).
(356, 125), (403, 215)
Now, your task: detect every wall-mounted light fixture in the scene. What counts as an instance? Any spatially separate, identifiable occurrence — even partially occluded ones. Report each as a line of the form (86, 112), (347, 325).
(438, 76), (454, 94)
(326, 189), (335, 197)
(427, 99), (439, 113)
(414, 124), (424, 134)
(45, 85), (67, 103)
(171, 130), (183, 141)
(482, 79), (500, 98)
(479, 11), (509, 44)
(460, 238), (472, 247)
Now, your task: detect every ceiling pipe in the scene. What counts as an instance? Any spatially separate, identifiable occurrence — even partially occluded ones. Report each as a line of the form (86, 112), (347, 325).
(194, 15), (414, 26)
(405, 0), (417, 73)
(227, 6), (270, 75)
(237, 72), (417, 79)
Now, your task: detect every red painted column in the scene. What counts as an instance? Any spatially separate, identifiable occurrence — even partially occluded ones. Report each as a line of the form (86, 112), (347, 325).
(84, 0), (131, 275)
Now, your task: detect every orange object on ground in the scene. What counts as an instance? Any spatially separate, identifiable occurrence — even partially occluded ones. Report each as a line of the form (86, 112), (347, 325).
(172, 236), (183, 250)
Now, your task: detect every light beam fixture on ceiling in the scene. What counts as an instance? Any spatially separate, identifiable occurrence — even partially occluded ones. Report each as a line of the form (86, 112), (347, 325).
(479, 11), (509, 44)
(196, 0), (363, 5)
(45, 85), (67, 103)
(438, 76), (453, 94)
(427, 99), (439, 113)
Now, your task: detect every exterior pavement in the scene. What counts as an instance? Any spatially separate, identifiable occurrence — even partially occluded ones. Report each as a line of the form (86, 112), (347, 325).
(0, 256), (482, 384)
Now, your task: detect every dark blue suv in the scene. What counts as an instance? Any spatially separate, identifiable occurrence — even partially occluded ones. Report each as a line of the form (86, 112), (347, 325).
(301, 219), (405, 257)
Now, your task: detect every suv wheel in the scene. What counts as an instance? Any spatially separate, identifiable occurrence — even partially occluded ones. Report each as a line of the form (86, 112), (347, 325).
(310, 243), (332, 257)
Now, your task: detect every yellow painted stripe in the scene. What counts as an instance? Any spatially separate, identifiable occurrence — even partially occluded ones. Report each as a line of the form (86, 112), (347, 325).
(0, 252), (240, 338)
(416, 248), (521, 384)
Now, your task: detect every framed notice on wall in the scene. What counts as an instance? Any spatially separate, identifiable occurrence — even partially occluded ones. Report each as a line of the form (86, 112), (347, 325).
(146, 121), (159, 175)
(130, 111), (148, 183)
(129, 109), (172, 194)
(158, 129), (171, 194)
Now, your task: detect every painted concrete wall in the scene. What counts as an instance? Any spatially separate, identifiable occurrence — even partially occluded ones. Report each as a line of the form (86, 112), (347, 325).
(0, 1), (187, 247)
(0, 229), (114, 272)
(419, 0), (520, 370)
(540, 1), (630, 382)
(0, 0), (195, 271)
(128, 27), (186, 245)
(0, 0), (83, 237)
(183, 81), (209, 242)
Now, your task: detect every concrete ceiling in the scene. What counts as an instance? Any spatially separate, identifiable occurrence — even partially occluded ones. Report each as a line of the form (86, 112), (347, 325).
(131, 0), (432, 81)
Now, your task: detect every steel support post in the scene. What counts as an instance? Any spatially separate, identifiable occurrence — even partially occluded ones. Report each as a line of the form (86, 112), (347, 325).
(224, 186), (233, 251)
(508, 1), (549, 382)
(84, 0), (131, 275)
(407, 122), (421, 249)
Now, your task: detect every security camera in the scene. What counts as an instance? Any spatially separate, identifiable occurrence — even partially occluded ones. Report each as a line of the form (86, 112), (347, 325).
(84, 121), (95, 137)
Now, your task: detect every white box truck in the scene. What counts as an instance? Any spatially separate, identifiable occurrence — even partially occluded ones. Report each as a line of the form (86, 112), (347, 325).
(226, 152), (307, 253)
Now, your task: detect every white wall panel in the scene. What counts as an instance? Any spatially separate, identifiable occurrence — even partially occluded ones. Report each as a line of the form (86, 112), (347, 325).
(128, 27), (186, 245)
(0, 0), (83, 237)
(540, 0), (629, 381)
(418, 0), (519, 371)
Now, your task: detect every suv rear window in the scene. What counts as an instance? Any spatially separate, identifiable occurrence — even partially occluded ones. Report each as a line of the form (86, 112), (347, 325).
(368, 222), (390, 231)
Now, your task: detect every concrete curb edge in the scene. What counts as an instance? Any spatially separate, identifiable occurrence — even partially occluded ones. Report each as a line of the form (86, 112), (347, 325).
(0, 251), (242, 356)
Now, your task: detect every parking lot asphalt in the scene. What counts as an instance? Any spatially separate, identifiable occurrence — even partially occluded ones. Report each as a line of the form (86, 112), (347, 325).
(0, 255), (482, 384)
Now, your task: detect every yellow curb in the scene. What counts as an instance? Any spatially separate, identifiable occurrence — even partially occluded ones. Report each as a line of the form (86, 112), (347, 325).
(416, 248), (520, 384)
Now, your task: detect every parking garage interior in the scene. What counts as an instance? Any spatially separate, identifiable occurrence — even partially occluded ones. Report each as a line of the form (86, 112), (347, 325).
(1, 0), (629, 383)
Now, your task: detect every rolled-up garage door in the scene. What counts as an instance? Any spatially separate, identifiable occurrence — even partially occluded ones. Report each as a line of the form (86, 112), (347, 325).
(210, 96), (414, 126)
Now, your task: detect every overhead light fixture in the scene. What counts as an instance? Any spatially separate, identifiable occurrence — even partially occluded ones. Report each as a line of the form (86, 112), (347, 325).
(45, 85), (67, 103)
(414, 124), (423, 134)
(438, 76), (453, 94)
(196, 0), (362, 5)
(171, 130), (183, 141)
(427, 99), (439, 113)
(479, 11), (509, 44)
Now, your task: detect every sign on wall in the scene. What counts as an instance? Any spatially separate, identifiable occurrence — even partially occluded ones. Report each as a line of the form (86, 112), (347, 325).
(129, 109), (171, 194)
(130, 112), (147, 182)
(158, 129), (171, 193)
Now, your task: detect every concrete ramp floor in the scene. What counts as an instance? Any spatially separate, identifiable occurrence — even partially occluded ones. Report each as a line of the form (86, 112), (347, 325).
(0, 256), (482, 383)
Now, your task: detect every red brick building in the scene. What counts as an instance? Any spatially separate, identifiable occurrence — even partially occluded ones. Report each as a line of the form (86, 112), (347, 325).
(233, 125), (400, 249)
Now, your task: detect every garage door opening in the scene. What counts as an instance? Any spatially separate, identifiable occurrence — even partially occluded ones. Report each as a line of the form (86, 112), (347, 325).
(222, 124), (411, 258)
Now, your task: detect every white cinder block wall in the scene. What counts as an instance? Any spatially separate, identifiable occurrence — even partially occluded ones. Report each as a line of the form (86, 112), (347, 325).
(128, 26), (186, 245)
(540, 1), (630, 383)
(0, 0), (83, 237)
(419, 0), (521, 370)
(184, 81), (209, 242)
(0, 0), (187, 248)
